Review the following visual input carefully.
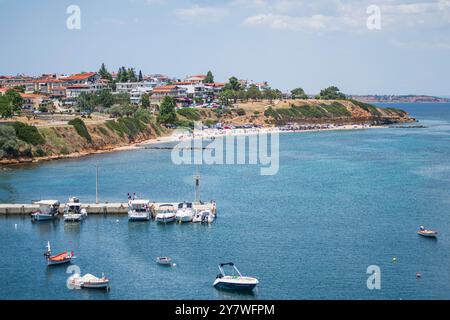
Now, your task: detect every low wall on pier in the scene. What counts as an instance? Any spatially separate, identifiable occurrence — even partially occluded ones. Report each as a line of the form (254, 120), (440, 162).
(0, 202), (216, 216)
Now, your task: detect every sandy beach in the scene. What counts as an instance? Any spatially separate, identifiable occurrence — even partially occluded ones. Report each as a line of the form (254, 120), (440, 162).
(0, 124), (387, 166)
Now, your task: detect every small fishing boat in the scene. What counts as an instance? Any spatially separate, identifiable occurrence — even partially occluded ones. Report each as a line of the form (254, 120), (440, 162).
(175, 202), (194, 223)
(44, 241), (74, 266)
(213, 263), (259, 292)
(418, 226), (438, 238)
(155, 204), (176, 223)
(63, 197), (87, 222)
(31, 200), (60, 221)
(69, 273), (110, 290)
(128, 200), (151, 221)
(156, 257), (172, 266)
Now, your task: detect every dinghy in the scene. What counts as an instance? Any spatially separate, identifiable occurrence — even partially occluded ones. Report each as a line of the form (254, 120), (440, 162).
(44, 241), (74, 266)
(156, 257), (172, 266)
(418, 226), (438, 238)
(213, 263), (259, 292)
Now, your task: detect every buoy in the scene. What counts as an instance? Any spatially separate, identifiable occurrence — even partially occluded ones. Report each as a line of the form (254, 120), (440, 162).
(392, 257), (397, 262)
(172, 263), (177, 267)
(416, 272), (422, 278)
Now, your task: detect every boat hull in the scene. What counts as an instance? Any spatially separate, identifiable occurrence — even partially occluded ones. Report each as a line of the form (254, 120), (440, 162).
(128, 215), (150, 221)
(81, 281), (109, 289)
(213, 280), (258, 292)
(175, 215), (192, 223)
(155, 215), (175, 223)
(47, 258), (72, 266)
(32, 214), (57, 221)
(418, 231), (437, 238)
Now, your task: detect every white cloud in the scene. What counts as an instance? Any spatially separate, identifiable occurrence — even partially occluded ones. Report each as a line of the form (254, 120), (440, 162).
(240, 0), (450, 32)
(174, 5), (230, 23)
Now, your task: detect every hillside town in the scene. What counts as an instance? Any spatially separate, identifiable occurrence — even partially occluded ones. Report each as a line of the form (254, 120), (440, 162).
(0, 65), (275, 115)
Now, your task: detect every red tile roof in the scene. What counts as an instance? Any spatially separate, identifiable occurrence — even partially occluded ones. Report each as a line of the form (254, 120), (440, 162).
(62, 72), (97, 81)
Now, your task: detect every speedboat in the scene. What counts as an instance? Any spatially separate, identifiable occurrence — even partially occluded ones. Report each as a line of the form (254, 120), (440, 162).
(69, 273), (110, 290)
(418, 226), (438, 238)
(128, 199), (151, 221)
(201, 209), (215, 224)
(213, 263), (259, 292)
(175, 202), (194, 223)
(44, 241), (74, 266)
(193, 209), (215, 223)
(156, 257), (172, 266)
(63, 197), (87, 222)
(155, 204), (176, 223)
(31, 200), (60, 221)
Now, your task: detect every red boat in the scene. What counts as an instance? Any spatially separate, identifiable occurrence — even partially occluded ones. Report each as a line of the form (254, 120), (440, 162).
(44, 241), (74, 266)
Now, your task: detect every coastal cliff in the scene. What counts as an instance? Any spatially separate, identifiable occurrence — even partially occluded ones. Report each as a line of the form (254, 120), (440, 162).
(1, 99), (412, 165)
(0, 116), (167, 165)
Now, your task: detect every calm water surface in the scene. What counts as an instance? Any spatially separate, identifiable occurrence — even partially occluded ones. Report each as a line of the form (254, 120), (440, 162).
(1, 103), (450, 300)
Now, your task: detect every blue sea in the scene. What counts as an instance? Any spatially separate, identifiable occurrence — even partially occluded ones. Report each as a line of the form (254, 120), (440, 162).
(1, 103), (450, 300)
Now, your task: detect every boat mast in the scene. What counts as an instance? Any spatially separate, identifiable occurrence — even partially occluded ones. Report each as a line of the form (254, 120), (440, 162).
(95, 163), (99, 204)
(194, 168), (200, 203)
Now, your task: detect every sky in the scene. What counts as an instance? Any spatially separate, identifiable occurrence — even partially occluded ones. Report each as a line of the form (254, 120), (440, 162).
(0, 0), (449, 95)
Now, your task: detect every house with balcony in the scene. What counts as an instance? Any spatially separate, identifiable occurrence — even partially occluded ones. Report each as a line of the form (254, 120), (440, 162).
(20, 93), (51, 112)
(151, 85), (188, 104)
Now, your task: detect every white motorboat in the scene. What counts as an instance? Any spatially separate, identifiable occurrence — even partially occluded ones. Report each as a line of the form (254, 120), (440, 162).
(213, 263), (259, 292)
(175, 202), (194, 223)
(69, 273), (110, 290)
(128, 200), (151, 221)
(155, 204), (176, 223)
(31, 200), (60, 221)
(201, 209), (215, 224)
(192, 210), (203, 223)
(156, 257), (172, 266)
(63, 197), (87, 222)
(418, 226), (438, 238)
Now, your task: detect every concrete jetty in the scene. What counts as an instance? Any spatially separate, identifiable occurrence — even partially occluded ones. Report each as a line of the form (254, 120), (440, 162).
(0, 202), (216, 216)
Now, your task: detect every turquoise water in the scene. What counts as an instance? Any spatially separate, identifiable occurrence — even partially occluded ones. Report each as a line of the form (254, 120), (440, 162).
(1, 103), (450, 300)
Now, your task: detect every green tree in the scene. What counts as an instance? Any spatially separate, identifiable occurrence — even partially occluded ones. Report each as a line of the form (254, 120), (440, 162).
(141, 93), (150, 108)
(204, 71), (214, 83)
(247, 84), (262, 101)
(318, 86), (346, 100)
(157, 97), (177, 125)
(96, 89), (114, 109)
(99, 63), (112, 81)
(5, 89), (23, 111)
(224, 76), (242, 91)
(128, 68), (137, 82)
(77, 92), (94, 113)
(138, 70), (144, 82)
(291, 87), (308, 99)
(0, 95), (14, 118)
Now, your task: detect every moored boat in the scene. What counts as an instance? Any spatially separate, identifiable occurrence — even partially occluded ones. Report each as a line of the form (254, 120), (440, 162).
(175, 202), (194, 223)
(31, 200), (60, 221)
(128, 199), (151, 221)
(69, 273), (110, 290)
(44, 241), (74, 266)
(155, 204), (176, 223)
(156, 256), (172, 265)
(213, 263), (259, 292)
(418, 226), (438, 238)
(63, 197), (87, 222)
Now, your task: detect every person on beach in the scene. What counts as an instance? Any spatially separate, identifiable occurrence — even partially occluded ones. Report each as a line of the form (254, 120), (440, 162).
(127, 193), (131, 200)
